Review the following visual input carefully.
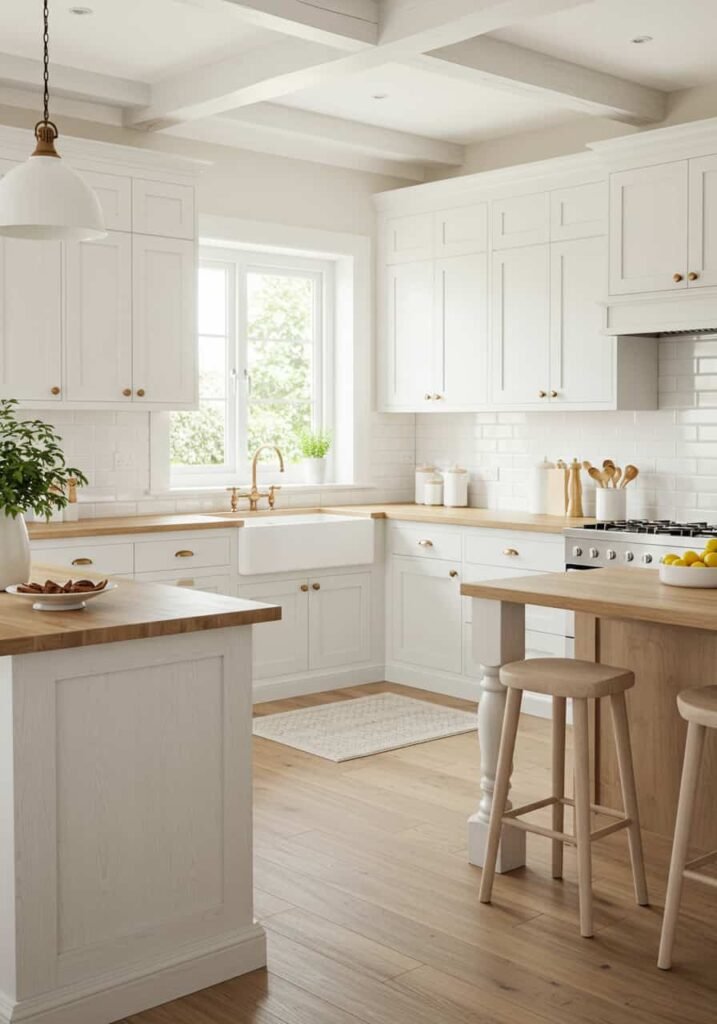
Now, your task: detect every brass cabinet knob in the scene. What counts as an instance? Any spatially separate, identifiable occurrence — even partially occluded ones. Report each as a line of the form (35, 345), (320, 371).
(312, 582), (321, 590)
(550, 390), (558, 398)
(300, 584), (309, 592)
(538, 390), (547, 398)
(122, 388), (132, 397)
(176, 579), (195, 588)
(688, 271), (699, 281)
(51, 386), (61, 395)
(175, 549), (194, 558)
(424, 393), (432, 400)
(136, 388), (146, 397)
(417, 539), (433, 547)
(503, 548), (519, 557)
(449, 570), (459, 578)
(432, 393), (443, 400)
(71, 557), (93, 566)
(673, 273), (684, 282)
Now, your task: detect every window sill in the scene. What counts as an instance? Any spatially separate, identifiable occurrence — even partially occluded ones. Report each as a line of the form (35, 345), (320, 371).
(158, 482), (377, 500)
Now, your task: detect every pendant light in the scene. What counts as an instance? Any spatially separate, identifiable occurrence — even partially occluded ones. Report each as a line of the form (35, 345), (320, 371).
(0, 0), (106, 241)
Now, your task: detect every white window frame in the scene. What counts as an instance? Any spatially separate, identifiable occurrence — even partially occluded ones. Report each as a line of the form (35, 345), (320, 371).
(171, 245), (334, 488)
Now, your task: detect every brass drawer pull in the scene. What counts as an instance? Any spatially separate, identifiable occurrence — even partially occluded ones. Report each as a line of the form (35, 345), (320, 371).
(550, 390), (558, 398)
(673, 272), (683, 283)
(175, 549), (194, 558)
(538, 390), (547, 398)
(312, 582), (321, 590)
(176, 579), (195, 587)
(449, 570), (459, 578)
(300, 584), (309, 592)
(424, 393), (432, 400)
(122, 388), (132, 397)
(503, 548), (519, 557)
(71, 557), (93, 566)
(432, 393), (443, 400)
(51, 386), (61, 395)
(136, 388), (146, 397)
(688, 271), (699, 281)
(417, 539), (433, 547)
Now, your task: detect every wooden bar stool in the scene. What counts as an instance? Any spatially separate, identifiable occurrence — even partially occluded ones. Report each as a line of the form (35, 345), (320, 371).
(479, 658), (649, 938)
(658, 685), (717, 970)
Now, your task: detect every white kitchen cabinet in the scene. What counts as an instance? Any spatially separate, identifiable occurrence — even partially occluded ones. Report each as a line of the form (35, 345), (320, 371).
(492, 192), (549, 249)
(383, 260), (435, 409)
(436, 253), (489, 408)
(0, 237), (63, 402)
(550, 182), (606, 241)
(384, 213), (434, 264)
(132, 179), (195, 239)
(65, 231), (133, 403)
(79, 171), (131, 232)
(239, 577), (310, 679)
(490, 244), (550, 407)
(391, 556), (462, 675)
(132, 235), (196, 406)
(133, 570), (233, 595)
(435, 204), (487, 257)
(688, 154), (717, 289)
(308, 572), (371, 670)
(608, 161), (688, 296)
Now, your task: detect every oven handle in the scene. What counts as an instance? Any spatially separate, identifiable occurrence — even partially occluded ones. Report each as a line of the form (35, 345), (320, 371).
(565, 564), (598, 571)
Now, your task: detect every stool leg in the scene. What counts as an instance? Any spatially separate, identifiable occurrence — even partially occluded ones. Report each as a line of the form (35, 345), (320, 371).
(552, 696), (567, 880)
(609, 692), (649, 907)
(479, 686), (523, 904)
(573, 698), (594, 938)
(658, 721), (706, 970)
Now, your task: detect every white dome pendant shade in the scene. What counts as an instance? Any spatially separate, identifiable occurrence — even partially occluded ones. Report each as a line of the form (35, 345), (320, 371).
(0, 0), (106, 243)
(0, 124), (106, 241)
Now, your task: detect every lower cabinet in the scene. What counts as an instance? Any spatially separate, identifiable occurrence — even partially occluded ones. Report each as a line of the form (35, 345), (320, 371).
(391, 556), (462, 675)
(132, 570), (233, 595)
(239, 571), (372, 680)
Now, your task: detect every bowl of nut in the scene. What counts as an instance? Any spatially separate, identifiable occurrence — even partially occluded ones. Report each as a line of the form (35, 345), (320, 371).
(6, 578), (117, 611)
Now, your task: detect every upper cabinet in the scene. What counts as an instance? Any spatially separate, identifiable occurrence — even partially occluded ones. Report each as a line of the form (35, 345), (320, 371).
(384, 213), (434, 264)
(491, 244), (550, 406)
(492, 192), (549, 249)
(435, 203), (487, 257)
(0, 133), (200, 410)
(688, 154), (717, 289)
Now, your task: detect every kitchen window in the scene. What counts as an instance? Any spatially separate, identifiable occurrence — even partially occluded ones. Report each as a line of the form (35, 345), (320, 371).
(170, 246), (332, 485)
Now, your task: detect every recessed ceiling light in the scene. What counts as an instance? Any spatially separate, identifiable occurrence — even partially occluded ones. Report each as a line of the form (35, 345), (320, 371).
(69, 6), (94, 14)
(372, 93), (388, 100)
(631, 35), (653, 44)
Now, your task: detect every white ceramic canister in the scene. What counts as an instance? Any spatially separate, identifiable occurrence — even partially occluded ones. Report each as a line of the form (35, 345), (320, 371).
(424, 474), (444, 506)
(443, 465), (468, 507)
(415, 465), (435, 505)
(595, 486), (627, 522)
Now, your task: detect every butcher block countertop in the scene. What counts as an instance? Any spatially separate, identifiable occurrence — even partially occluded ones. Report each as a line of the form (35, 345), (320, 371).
(461, 566), (717, 632)
(27, 504), (592, 540)
(0, 567), (280, 656)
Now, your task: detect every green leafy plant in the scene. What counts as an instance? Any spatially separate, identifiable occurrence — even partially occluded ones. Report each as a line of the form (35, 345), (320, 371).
(298, 429), (331, 460)
(0, 400), (88, 519)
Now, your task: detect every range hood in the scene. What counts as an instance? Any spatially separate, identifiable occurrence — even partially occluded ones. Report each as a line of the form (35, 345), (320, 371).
(603, 291), (717, 336)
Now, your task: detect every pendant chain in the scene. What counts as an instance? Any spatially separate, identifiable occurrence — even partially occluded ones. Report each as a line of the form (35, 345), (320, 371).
(42, 0), (50, 124)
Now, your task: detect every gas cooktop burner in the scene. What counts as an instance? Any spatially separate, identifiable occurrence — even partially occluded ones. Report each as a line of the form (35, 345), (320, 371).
(583, 520), (717, 538)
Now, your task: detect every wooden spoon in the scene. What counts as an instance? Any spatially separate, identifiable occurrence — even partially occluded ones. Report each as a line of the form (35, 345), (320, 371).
(587, 466), (605, 488)
(601, 466), (615, 487)
(612, 466), (622, 488)
(621, 464), (639, 488)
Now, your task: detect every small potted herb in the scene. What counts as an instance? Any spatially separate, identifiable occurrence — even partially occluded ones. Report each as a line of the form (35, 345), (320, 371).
(0, 400), (87, 589)
(298, 429), (331, 486)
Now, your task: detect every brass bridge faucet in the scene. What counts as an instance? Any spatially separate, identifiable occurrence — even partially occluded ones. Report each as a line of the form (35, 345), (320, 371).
(227, 444), (285, 512)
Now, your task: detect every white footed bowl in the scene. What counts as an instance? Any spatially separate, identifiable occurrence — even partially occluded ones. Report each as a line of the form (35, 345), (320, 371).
(659, 564), (717, 588)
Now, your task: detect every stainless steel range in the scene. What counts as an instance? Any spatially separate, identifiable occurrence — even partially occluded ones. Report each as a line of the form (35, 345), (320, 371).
(564, 520), (717, 570)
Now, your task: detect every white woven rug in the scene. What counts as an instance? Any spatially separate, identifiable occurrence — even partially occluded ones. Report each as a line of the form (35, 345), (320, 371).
(252, 693), (476, 762)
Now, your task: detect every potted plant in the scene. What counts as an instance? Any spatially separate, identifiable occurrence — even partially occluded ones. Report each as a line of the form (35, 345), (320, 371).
(0, 400), (87, 589)
(298, 429), (331, 486)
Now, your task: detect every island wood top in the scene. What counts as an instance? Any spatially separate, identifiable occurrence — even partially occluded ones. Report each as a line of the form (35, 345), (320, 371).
(27, 505), (592, 540)
(461, 567), (717, 632)
(0, 567), (280, 656)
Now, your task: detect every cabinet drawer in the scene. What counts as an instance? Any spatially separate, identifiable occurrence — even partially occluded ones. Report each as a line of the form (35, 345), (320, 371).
(462, 564), (569, 637)
(464, 532), (563, 572)
(133, 570), (233, 595)
(390, 524), (462, 561)
(34, 542), (133, 575)
(134, 535), (231, 573)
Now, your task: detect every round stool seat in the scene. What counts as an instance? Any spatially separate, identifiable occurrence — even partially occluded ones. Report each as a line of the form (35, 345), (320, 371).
(677, 685), (717, 729)
(500, 658), (634, 699)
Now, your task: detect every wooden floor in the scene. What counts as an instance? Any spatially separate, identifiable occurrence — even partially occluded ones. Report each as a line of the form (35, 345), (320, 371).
(126, 682), (717, 1024)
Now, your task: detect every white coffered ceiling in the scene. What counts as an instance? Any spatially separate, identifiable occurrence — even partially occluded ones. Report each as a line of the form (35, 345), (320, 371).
(0, 0), (715, 180)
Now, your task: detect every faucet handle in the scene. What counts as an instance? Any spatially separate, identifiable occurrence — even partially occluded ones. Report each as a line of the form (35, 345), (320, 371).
(226, 486), (239, 513)
(268, 484), (281, 509)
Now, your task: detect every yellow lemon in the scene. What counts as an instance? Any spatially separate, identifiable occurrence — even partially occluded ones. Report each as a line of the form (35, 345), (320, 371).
(705, 552), (717, 567)
(671, 558), (687, 566)
(683, 550), (700, 565)
(691, 561), (707, 568)
(705, 538), (717, 553)
(662, 554), (679, 564)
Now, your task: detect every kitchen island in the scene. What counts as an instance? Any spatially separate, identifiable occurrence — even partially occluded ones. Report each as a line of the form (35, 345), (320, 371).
(462, 567), (717, 872)
(0, 573), (280, 1024)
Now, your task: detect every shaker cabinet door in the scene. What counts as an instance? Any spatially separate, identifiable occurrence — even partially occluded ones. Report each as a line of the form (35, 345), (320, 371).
(238, 578), (309, 680)
(383, 261), (436, 410)
(132, 235), (196, 406)
(0, 238), (62, 402)
(391, 557), (462, 674)
(308, 572), (371, 670)
(688, 154), (717, 289)
(436, 253), (488, 409)
(65, 231), (133, 403)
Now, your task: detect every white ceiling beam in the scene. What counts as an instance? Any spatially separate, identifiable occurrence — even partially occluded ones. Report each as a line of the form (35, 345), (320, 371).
(421, 36), (666, 125)
(224, 101), (464, 164)
(220, 0), (379, 50)
(128, 0), (593, 129)
(0, 53), (150, 108)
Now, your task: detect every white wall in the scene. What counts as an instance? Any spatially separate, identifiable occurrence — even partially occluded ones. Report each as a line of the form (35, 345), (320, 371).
(415, 337), (717, 523)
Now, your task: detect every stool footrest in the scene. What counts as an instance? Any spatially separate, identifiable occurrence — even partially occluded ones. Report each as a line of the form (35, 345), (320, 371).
(683, 848), (717, 889)
(501, 795), (631, 846)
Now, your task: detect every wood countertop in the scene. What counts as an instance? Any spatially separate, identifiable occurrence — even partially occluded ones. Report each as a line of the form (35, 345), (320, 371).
(461, 566), (717, 631)
(0, 566), (281, 656)
(26, 504), (591, 540)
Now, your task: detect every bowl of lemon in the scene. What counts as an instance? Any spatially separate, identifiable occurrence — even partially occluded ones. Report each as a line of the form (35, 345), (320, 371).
(659, 540), (717, 587)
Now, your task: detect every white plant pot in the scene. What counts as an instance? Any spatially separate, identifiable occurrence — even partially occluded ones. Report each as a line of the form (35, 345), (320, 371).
(303, 457), (326, 486)
(0, 512), (31, 590)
